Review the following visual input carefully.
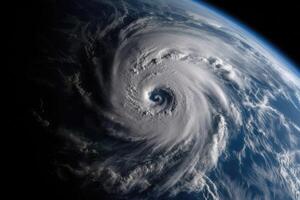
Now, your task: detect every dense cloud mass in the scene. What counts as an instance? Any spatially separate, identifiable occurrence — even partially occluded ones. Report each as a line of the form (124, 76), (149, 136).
(32, 0), (300, 199)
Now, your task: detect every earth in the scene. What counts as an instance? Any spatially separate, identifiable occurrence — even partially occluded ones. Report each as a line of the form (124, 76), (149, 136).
(28, 0), (300, 199)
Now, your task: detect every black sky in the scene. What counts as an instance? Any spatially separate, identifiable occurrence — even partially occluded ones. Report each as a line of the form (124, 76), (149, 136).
(11, 0), (300, 71)
(201, 0), (300, 70)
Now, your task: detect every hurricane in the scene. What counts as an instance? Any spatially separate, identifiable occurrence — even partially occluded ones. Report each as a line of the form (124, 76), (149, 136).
(30, 0), (300, 199)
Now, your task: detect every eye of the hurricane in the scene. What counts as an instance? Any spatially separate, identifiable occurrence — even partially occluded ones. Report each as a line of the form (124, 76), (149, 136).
(147, 88), (176, 114)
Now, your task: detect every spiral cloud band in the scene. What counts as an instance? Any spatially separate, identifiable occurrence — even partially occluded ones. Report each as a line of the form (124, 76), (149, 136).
(35, 0), (300, 199)
(99, 23), (246, 193)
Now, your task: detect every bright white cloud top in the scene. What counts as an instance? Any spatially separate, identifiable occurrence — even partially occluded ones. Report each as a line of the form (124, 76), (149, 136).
(34, 0), (300, 199)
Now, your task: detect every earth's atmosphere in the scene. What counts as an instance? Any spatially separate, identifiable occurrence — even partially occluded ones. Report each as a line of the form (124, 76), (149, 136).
(29, 0), (300, 199)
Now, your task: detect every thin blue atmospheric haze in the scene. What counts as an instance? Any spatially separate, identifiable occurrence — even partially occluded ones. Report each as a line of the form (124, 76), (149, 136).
(194, 0), (300, 77)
